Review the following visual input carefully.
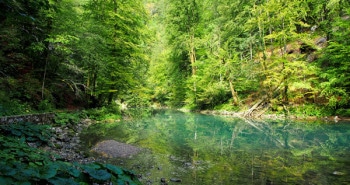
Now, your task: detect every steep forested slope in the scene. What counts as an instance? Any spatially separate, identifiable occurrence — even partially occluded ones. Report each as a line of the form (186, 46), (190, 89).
(146, 0), (350, 116)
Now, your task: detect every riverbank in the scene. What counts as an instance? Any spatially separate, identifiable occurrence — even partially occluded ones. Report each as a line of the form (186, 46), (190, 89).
(46, 117), (144, 164)
(44, 118), (99, 163)
(197, 109), (350, 123)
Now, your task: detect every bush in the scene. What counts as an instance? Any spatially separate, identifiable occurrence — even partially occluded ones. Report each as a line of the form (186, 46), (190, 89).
(214, 101), (240, 111)
(82, 105), (121, 121)
(38, 99), (55, 112)
(290, 104), (334, 117)
(54, 112), (83, 126)
(0, 95), (32, 116)
(335, 109), (350, 117)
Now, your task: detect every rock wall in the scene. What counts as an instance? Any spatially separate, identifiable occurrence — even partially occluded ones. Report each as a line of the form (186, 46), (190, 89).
(0, 113), (55, 124)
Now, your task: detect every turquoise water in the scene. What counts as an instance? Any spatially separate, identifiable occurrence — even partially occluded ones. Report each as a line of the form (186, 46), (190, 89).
(81, 109), (350, 185)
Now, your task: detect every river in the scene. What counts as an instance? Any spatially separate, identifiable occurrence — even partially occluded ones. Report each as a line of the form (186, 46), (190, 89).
(80, 109), (350, 185)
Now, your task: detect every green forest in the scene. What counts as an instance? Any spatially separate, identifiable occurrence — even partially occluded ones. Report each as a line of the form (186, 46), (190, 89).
(1, 0), (350, 117)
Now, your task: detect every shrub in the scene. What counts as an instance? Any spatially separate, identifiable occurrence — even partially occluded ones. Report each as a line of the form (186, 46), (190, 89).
(54, 112), (82, 126)
(38, 99), (55, 112)
(335, 109), (350, 117)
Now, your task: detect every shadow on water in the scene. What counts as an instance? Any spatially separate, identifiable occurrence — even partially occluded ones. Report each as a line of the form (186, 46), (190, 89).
(80, 109), (350, 185)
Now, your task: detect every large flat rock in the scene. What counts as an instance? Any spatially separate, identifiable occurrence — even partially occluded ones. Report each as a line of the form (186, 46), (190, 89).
(91, 140), (142, 158)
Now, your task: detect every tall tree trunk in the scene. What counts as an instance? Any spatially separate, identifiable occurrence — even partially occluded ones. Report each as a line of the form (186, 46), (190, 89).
(229, 79), (239, 105)
(189, 33), (196, 75)
(41, 57), (48, 100)
(189, 33), (197, 103)
(281, 16), (289, 105)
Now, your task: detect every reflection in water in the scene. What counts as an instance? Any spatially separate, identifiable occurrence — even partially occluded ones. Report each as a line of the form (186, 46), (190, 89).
(80, 109), (350, 185)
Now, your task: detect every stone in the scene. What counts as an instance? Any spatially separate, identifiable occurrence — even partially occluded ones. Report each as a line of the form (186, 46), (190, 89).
(170, 178), (182, 182)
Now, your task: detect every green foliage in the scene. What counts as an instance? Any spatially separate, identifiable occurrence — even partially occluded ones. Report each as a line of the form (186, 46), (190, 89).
(1, 0), (350, 115)
(0, 122), (141, 185)
(0, 122), (52, 146)
(82, 0), (150, 107)
(148, 0), (350, 114)
(82, 105), (121, 121)
(38, 100), (55, 112)
(289, 104), (334, 117)
(1, 0), (150, 111)
(186, 78), (231, 110)
(335, 109), (350, 117)
(0, 93), (33, 116)
(214, 102), (240, 111)
(54, 112), (82, 126)
(54, 106), (122, 125)
(317, 7), (350, 109)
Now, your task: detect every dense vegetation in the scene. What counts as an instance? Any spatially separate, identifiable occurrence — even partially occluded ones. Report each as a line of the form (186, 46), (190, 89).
(148, 0), (350, 116)
(1, 0), (349, 117)
(0, 0), (149, 115)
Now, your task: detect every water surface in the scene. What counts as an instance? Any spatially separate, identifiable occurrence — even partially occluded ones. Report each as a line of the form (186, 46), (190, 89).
(81, 109), (350, 185)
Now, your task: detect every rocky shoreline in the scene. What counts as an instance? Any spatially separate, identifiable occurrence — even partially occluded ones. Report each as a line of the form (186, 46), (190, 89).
(198, 109), (350, 123)
(42, 119), (101, 164)
(44, 118), (144, 164)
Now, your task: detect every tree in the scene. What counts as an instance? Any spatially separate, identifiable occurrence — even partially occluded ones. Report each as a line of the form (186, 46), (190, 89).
(0, 0), (58, 111)
(82, 0), (149, 107)
(0, 0), (150, 112)
(317, 6), (350, 110)
(200, 0), (259, 107)
(164, 0), (201, 107)
(242, 0), (320, 116)
(43, 0), (88, 108)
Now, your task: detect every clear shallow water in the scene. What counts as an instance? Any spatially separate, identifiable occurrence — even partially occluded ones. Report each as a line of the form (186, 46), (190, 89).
(81, 109), (350, 185)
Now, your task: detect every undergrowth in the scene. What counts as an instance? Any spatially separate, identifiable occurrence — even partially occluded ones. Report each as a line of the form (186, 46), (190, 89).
(0, 122), (141, 185)
(82, 104), (122, 121)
